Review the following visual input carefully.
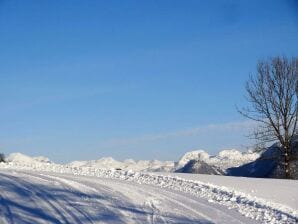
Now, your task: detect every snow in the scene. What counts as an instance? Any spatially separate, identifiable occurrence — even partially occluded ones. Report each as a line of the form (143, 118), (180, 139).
(6, 153), (52, 165)
(1, 152), (297, 223)
(208, 149), (260, 170)
(0, 158), (297, 224)
(167, 173), (298, 211)
(0, 169), (258, 224)
(177, 159), (224, 175)
(176, 149), (260, 172)
(68, 157), (175, 172)
(5, 149), (259, 174)
(175, 150), (210, 170)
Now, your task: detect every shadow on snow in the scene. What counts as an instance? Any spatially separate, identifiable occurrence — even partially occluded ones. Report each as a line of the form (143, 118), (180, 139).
(0, 173), (212, 224)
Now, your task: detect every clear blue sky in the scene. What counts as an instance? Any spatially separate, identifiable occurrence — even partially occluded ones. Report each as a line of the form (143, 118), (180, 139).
(0, 0), (297, 163)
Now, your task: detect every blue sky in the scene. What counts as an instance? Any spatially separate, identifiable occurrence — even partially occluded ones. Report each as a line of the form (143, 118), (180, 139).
(0, 0), (297, 163)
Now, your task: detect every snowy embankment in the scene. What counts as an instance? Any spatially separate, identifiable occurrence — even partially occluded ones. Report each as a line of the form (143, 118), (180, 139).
(0, 160), (297, 224)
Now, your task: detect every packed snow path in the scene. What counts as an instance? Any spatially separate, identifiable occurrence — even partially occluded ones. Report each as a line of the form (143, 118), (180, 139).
(0, 170), (259, 224)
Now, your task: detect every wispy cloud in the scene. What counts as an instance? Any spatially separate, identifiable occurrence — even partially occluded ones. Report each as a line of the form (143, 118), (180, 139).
(98, 120), (256, 148)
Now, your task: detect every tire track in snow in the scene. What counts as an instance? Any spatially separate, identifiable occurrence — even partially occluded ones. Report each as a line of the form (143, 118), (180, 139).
(31, 172), (144, 224)
(0, 194), (14, 224)
(34, 173), (205, 224)
(99, 178), (247, 224)
(144, 198), (168, 224)
(41, 174), (171, 224)
(0, 170), (260, 224)
(0, 172), (67, 224)
(19, 172), (95, 224)
(154, 187), (247, 224)
(20, 176), (82, 224)
(43, 172), (256, 224)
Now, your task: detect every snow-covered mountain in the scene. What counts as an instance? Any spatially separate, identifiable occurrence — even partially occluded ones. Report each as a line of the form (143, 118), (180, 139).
(208, 149), (260, 170)
(3, 152), (175, 172)
(175, 149), (260, 173)
(175, 150), (209, 170)
(68, 157), (175, 172)
(227, 143), (298, 179)
(3, 149), (259, 174)
(176, 159), (224, 175)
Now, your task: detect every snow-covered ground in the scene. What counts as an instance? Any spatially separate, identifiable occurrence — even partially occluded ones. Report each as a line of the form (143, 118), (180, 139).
(0, 169), (258, 224)
(166, 173), (298, 211)
(0, 159), (297, 224)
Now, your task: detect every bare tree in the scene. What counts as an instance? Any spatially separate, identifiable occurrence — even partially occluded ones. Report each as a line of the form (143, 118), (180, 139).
(239, 56), (298, 178)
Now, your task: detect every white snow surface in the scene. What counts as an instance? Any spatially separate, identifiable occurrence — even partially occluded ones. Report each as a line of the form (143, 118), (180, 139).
(6, 153), (52, 165)
(0, 160), (297, 224)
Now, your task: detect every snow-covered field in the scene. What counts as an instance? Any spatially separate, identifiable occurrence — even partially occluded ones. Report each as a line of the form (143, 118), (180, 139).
(0, 159), (297, 224)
